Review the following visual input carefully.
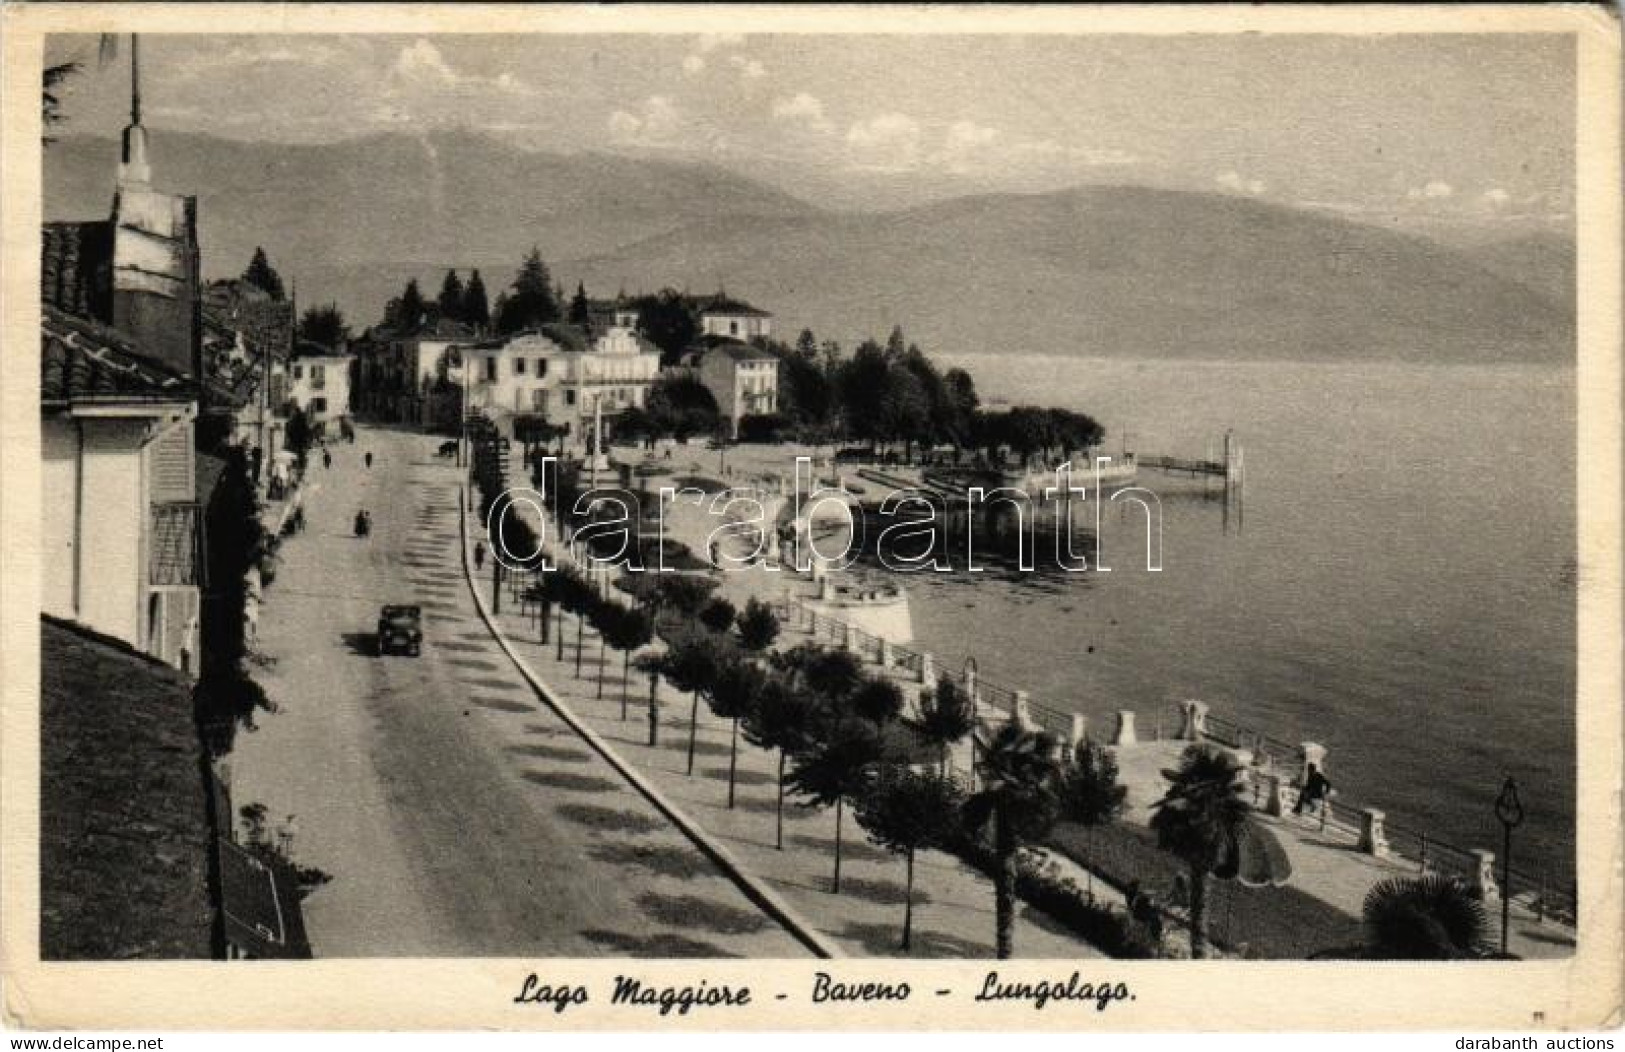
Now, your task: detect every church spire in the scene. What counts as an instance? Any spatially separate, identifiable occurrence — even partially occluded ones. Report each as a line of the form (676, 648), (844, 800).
(117, 34), (151, 188)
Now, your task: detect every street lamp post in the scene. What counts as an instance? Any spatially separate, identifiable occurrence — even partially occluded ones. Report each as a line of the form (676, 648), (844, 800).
(1493, 777), (1525, 956)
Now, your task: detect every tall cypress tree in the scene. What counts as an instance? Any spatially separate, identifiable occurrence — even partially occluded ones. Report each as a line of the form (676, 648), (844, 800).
(568, 281), (591, 327)
(242, 247), (286, 301)
(437, 269), (465, 323)
(462, 269), (490, 332)
(396, 278), (427, 333)
(498, 248), (560, 334)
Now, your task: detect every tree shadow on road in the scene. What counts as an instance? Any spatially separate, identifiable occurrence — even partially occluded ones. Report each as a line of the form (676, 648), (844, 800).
(339, 632), (377, 656)
(701, 767), (775, 787)
(788, 834), (894, 865)
(587, 841), (719, 880)
(554, 803), (664, 835)
(839, 876), (926, 907)
(522, 770), (623, 792)
(468, 694), (532, 714)
(636, 892), (769, 935)
(837, 919), (991, 959)
(510, 742), (593, 764)
(579, 929), (741, 958)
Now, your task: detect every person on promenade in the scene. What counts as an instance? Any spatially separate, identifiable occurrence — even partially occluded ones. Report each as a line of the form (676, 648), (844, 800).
(323, 449), (332, 470)
(364, 450), (373, 469)
(474, 540), (486, 572)
(1294, 762), (1332, 817)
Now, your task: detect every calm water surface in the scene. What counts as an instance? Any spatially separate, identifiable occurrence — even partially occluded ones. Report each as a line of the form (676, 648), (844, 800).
(891, 356), (1576, 879)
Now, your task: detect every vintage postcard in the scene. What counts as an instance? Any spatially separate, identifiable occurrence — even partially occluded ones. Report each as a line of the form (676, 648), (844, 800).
(1, 1), (1620, 1033)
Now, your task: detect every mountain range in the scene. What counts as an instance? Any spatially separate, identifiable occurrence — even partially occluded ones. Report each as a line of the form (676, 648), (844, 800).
(45, 129), (1574, 364)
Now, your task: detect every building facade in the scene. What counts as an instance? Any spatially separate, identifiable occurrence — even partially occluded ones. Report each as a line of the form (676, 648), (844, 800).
(697, 341), (780, 438)
(461, 319), (662, 437)
(698, 297), (774, 341)
(287, 342), (353, 433)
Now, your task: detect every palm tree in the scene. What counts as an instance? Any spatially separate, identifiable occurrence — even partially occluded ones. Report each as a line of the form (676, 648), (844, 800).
(743, 678), (824, 849)
(787, 718), (887, 893)
(1148, 743), (1291, 959)
(962, 720), (1064, 959)
(918, 676), (977, 776)
(707, 657), (766, 808)
(1362, 875), (1491, 959)
(854, 767), (965, 950)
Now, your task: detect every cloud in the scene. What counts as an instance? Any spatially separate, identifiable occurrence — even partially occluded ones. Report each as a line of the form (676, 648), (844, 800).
(697, 33), (746, 53)
(1406, 180), (1455, 201)
(682, 54), (705, 75)
(772, 92), (833, 133)
(845, 112), (923, 172)
(607, 95), (684, 145)
(1216, 170), (1268, 195)
(934, 120), (1000, 173)
(1479, 187), (1512, 209)
(393, 39), (459, 87)
(727, 55), (766, 80)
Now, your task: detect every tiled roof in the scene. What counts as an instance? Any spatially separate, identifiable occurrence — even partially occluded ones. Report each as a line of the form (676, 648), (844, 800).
(41, 305), (194, 409)
(537, 322), (589, 354)
(42, 221), (115, 322)
(698, 295), (772, 317)
(697, 336), (777, 362)
(40, 615), (217, 960)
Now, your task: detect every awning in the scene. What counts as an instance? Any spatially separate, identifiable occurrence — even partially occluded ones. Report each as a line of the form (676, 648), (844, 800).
(218, 838), (312, 959)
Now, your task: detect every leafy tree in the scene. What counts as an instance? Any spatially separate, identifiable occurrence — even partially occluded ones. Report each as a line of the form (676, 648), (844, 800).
(847, 676), (904, 725)
(781, 644), (865, 708)
(918, 677), (977, 776)
(298, 304), (350, 349)
(1059, 740), (1129, 897)
(735, 598), (780, 652)
(628, 288), (700, 366)
(462, 269), (491, 331)
(787, 717), (888, 894)
(497, 248), (561, 334)
(646, 372), (720, 441)
(657, 632), (726, 776)
(963, 720), (1064, 959)
(699, 596), (738, 634)
(654, 573), (719, 626)
(437, 270), (465, 323)
(242, 248), (286, 301)
(1149, 743), (1290, 959)
(600, 605), (655, 721)
(284, 404), (312, 469)
(743, 679), (824, 849)
(855, 768), (966, 950)
(44, 62), (80, 145)
(707, 657), (766, 809)
(568, 281), (591, 326)
(1362, 875), (1490, 960)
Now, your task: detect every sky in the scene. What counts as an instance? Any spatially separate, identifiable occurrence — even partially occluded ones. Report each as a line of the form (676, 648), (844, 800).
(45, 32), (1574, 228)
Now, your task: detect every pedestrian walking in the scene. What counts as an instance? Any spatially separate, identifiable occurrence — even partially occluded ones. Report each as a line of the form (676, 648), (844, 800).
(365, 450), (373, 469)
(322, 449), (332, 470)
(1294, 762), (1333, 816)
(474, 540), (487, 571)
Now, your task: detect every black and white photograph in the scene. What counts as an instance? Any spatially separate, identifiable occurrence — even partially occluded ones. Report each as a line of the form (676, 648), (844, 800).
(3, 2), (1620, 1034)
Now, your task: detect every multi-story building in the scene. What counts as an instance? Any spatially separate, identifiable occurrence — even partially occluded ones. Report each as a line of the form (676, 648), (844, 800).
(696, 339), (780, 438)
(352, 317), (473, 425)
(698, 295), (774, 341)
(287, 341), (353, 433)
(40, 307), (202, 672)
(461, 318), (662, 437)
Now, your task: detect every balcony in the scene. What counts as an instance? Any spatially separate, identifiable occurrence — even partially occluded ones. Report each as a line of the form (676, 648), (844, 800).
(150, 502), (202, 587)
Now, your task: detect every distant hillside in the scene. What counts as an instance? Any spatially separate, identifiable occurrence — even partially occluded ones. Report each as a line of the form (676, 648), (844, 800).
(44, 128), (817, 289)
(1460, 231), (1575, 310)
(560, 187), (1573, 364)
(46, 133), (1572, 362)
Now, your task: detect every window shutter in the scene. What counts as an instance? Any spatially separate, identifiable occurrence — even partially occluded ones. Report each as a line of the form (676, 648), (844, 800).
(150, 424), (193, 504)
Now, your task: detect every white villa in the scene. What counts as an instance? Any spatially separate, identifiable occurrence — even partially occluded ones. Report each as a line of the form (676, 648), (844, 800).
(287, 340), (352, 433)
(461, 317), (662, 436)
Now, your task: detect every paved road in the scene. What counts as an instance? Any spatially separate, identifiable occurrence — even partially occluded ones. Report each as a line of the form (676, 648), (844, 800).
(229, 425), (806, 957)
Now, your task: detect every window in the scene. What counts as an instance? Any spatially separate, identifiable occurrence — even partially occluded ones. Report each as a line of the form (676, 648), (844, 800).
(485, 357), (498, 382)
(730, 320), (739, 336)
(536, 359), (548, 378)
(515, 357), (526, 376)
(292, 364), (303, 380)
(565, 389), (577, 406)
(312, 397), (327, 414)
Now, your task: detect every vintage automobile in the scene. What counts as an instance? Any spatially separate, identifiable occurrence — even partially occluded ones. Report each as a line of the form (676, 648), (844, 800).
(376, 604), (423, 657)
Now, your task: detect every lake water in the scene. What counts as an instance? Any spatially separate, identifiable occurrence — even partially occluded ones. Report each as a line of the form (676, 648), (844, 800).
(889, 355), (1577, 882)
